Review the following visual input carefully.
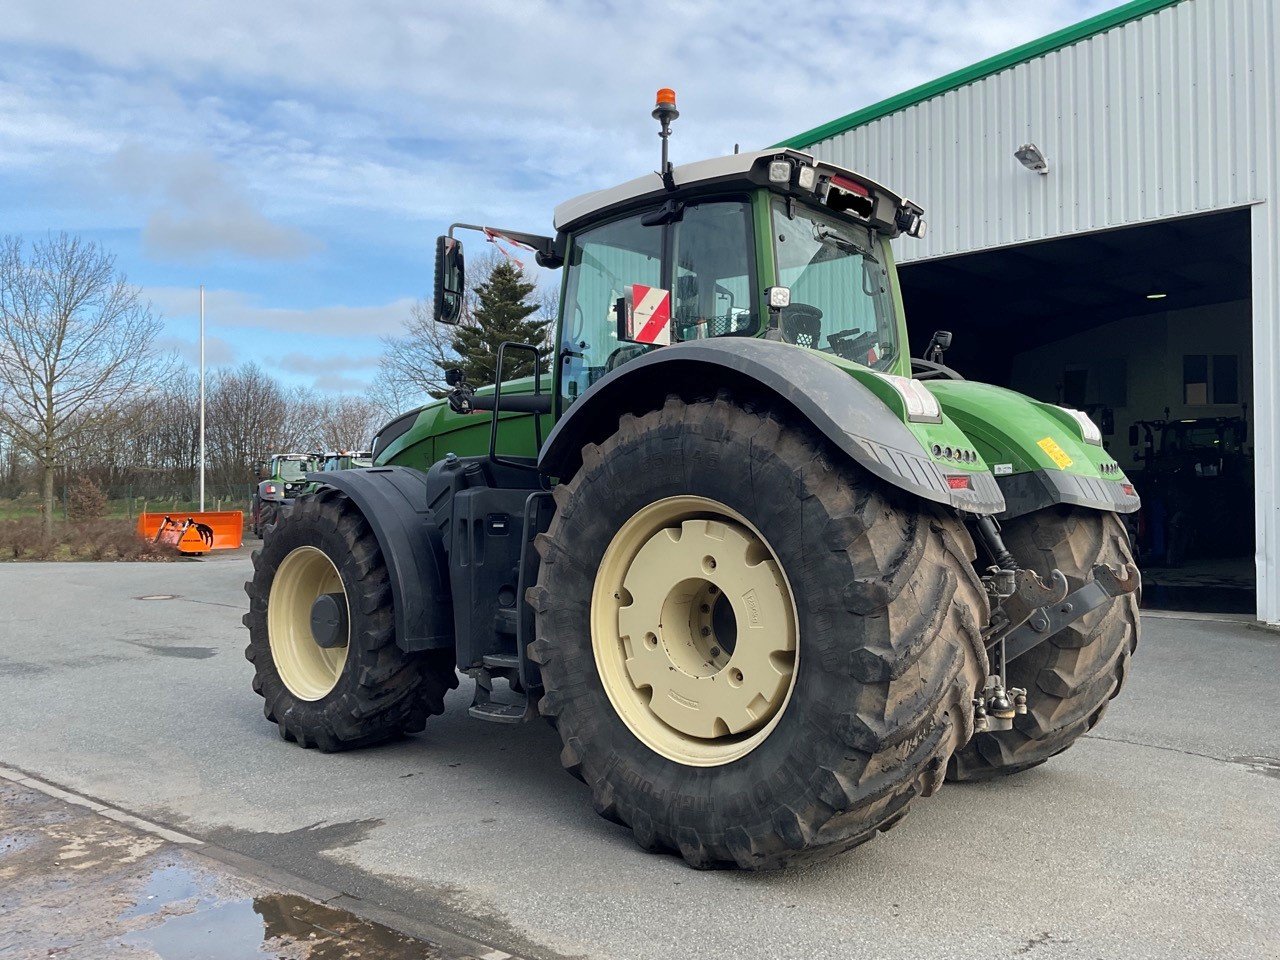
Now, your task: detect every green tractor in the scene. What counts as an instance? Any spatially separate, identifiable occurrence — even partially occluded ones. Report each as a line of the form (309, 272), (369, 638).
(245, 93), (1140, 869)
(251, 453), (321, 538)
(321, 450), (374, 472)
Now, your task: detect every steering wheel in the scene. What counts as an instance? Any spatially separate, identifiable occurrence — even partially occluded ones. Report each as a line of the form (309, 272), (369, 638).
(779, 303), (823, 348)
(605, 343), (652, 371)
(828, 327), (880, 363)
(910, 357), (965, 381)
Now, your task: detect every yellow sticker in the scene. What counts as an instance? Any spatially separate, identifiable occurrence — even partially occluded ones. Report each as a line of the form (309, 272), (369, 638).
(1037, 436), (1074, 469)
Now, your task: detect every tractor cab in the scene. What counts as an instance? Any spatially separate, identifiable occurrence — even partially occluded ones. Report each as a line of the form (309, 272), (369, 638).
(434, 135), (927, 413)
(322, 451), (374, 471)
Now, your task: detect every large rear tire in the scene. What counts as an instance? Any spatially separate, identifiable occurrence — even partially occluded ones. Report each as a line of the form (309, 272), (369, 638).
(949, 506), (1139, 781)
(530, 394), (988, 869)
(243, 489), (458, 751)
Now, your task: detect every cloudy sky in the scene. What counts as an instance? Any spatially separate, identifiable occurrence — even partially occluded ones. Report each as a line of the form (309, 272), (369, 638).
(1, 0), (1115, 393)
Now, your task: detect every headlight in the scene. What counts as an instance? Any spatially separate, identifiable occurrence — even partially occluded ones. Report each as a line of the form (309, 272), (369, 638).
(796, 165), (817, 191)
(768, 159), (791, 183)
(1060, 407), (1102, 445)
(881, 373), (942, 423)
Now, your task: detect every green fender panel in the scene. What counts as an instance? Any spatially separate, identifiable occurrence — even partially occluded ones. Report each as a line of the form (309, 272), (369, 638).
(924, 380), (1140, 519)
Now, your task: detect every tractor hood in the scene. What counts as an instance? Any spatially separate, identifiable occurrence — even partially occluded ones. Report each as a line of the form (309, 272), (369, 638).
(923, 380), (1140, 520)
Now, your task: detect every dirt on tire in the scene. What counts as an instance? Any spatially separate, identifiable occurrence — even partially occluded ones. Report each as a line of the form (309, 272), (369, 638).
(243, 489), (458, 751)
(949, 506), (1139, 781)
(530, 393), (989, 869)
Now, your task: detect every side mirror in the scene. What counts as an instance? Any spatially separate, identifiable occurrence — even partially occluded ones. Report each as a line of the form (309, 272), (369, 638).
(926, 330), (952, 365)
(255, 460), (269, 480)
(1127, 425), (1139, 446)
(434, 236), (465, 324)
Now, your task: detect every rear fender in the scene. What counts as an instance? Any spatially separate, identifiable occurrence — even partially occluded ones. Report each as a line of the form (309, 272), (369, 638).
(307, 466), (454, 652)
(924, 380), (1141, 520)
(540, 338), (1004, 514)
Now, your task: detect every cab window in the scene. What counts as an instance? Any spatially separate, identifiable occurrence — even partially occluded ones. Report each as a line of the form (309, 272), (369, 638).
(560, 200), (757, 403)
(672, 200), (756, 340)
(560, 213), (662, 402)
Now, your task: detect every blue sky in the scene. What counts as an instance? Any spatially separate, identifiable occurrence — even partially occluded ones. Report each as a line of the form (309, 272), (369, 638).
(0, 0), (1115, 393)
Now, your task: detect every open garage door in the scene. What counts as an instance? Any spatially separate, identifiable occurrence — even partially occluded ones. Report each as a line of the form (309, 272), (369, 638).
(899, 209), (1254, 613)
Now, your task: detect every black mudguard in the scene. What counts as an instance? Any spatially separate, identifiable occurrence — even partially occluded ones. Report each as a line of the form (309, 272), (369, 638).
(540, 338), (1004, 514)
(306, 467), (453, 652)
(998, 470), (1142, 521)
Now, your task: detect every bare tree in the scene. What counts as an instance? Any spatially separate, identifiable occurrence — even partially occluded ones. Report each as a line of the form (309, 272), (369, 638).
(312, 394), (382, 451)
(0, 233), (169, 539)
(378, 297), (465, 399)
(368, 364), (426, 422)
(205, 362), (292, 488)
(377, 249), (560, 404)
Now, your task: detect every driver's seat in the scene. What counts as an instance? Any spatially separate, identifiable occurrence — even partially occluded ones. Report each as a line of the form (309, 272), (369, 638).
(780, 307), (822, 349)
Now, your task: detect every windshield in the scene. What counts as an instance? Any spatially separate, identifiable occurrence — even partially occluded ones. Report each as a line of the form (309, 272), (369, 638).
(275, 458), (311, 481)
(771, 199), (898, 370)
(1164, 423), (1244, 453)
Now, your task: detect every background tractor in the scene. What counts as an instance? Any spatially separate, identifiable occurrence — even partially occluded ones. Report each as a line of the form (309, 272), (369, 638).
(250, 453), (321, 538)
(245, 92), (1140, 869)
(321, 450), (373, 472)
(1128, 412), (1252, 566)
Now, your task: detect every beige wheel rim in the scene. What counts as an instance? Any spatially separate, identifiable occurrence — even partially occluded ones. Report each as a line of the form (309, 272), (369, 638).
(591, 496), (798, 767)
(268, 546), (349, 701)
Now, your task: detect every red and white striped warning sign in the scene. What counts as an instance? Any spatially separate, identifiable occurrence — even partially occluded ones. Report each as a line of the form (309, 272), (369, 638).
(628, 284), (672, 346)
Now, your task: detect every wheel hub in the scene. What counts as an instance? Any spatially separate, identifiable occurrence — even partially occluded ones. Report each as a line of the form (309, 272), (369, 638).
(309, 593), (349, 649)
(592, 496), (798, 766)
(268, 546), (350, 701)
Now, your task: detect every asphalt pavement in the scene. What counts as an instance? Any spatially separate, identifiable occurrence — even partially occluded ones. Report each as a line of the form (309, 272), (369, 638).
(1, 551), (1277, 960)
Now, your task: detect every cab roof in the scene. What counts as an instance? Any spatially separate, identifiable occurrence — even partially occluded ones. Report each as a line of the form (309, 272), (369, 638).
(552, 148), (913, 236)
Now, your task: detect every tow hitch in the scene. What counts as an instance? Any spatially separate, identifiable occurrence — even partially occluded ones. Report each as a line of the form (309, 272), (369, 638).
(1002, 562), (1140, 663)
(971, 515), (1140, 733)
(975, 561), (1139, 732)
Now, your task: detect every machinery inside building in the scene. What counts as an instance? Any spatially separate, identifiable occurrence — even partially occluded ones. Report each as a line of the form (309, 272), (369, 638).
(900, 208), (1254, 611)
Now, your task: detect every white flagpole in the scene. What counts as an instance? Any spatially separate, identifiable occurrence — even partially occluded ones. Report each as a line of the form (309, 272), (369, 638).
(199, 284), (206, 512)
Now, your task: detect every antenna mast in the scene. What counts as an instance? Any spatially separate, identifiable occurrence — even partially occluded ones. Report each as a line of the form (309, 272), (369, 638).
(653, 88), (679, 191)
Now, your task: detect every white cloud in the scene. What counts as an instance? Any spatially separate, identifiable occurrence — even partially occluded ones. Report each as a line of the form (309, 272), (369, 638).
(143, 285), (414, 338)
(155, 332), (238, 368)
(0, 1), (1117, 239)
(108, 142), (316, 261)
(311, 372), (376, 394)
(275, 352), (381, 375)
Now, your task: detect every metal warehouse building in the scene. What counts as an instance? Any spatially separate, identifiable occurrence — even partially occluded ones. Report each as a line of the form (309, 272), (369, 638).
(780, 0), (1279, 621)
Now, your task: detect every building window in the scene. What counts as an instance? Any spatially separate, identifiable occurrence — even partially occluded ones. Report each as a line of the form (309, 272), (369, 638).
(1183, 354), (1240, 405)
(1212, 355), (1239, 404)
(1062, 368), (1088, 407)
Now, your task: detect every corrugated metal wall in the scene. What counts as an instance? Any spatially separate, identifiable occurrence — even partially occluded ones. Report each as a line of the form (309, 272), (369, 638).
(798, 0), (1280, 621)
(806, 0), (1271, 262)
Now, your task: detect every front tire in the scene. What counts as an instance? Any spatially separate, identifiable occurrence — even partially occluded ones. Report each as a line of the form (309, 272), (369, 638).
(243, 489), (458, 751)
(949, 507), (1139, 780)
(530, 395), (988, 869)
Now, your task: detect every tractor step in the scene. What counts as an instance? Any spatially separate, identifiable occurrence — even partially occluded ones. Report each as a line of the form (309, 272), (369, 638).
(481, 653), (520, 670)
(467, 699), (536, 723)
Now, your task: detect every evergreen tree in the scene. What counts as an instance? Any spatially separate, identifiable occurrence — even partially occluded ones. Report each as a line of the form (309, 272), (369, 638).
(451, 260), (551, 387)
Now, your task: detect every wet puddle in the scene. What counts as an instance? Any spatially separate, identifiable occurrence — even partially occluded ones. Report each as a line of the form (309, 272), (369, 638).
(3, 777), (456, 959)
(122, 862), (448, 958)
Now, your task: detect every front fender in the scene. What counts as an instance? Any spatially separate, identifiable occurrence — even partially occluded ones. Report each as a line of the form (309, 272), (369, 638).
(540, 339), (1004, 514)
(306, 466), (453, 652)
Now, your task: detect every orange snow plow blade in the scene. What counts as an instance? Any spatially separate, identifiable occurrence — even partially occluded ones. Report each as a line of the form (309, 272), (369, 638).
(136, 512), (244, 554)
